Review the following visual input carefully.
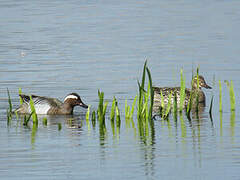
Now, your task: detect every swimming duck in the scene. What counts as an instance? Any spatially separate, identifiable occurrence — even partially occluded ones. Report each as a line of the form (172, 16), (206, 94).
(15, 93), (88, 115)
(153, 75), (212, 108)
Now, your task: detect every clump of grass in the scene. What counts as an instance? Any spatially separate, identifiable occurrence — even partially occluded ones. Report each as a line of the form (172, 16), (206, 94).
(29, 96), (38, 126)
(179, 69), (186, 112)
(219, 80), (222, 112)
(137, 60), (154, 138)
(97, 90), (108, 127)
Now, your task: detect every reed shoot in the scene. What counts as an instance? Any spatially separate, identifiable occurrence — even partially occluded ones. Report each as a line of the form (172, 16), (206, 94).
(97, 90), (107, 127)
(23, 112), (33, 126)
(29, 96), (38, 126)
(163, 92), (172, 119)
(130, 95), (137, 119)
(86, 105), (91, 121)
(230, 81), (236, 111)
(91, 110), (96, 128)
(6, 88), (12, 124)
(110, 97), (116, 121)
(225, 80), (236, 111)
(179, 69), (186, 112)
(116, 102), (121, 129)
(42, 117), (47, 126)
(58, 123), (62, 131)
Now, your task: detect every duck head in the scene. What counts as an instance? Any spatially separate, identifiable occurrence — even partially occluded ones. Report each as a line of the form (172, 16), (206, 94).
(192, 75), (212, 90)
(63, 93), (88, 108)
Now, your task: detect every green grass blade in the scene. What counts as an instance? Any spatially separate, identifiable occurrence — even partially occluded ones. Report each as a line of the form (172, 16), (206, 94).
(173, 91), (178, 120)
(116, 104), (121, 129)
(110, 97), (116, 121)
(230, 80), (235, 111)
(86, 105), (91, 121)
(179, 69), (186, 112)
(146, 67), (154, 122)
(7, 88), (12, 113)
(125, 99), (129, 118)
(58, 123), (62, 131)
(29, 95), (38, 126)
(130, 95), (137, 118)
(91, 110), (96, 128)
(160, 90), (164, 111)
(103, 101), (108, 116)
(42, 117), (47, 126)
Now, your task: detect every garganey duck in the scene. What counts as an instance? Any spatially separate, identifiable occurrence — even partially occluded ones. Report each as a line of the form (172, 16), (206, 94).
(15, 93), (88, 115)
(153, 75), (212, 108)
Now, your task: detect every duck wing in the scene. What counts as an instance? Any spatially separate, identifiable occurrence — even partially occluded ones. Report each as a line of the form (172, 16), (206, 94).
(19, 94), (62, 107)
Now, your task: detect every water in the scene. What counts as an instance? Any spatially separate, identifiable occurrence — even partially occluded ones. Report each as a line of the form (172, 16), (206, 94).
(1, 0), (240, 179)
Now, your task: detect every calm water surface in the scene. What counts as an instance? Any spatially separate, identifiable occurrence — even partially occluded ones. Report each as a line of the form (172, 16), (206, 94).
(1, 0), (240, 179)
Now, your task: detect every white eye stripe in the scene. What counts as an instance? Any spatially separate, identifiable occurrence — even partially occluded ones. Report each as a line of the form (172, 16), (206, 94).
(64, 95), (78, 101)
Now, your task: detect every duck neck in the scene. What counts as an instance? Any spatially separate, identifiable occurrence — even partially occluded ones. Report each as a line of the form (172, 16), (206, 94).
(61, 102), (74, 114)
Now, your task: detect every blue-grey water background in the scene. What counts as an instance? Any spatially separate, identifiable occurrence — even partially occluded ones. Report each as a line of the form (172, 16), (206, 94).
(0, 0), (240, 179)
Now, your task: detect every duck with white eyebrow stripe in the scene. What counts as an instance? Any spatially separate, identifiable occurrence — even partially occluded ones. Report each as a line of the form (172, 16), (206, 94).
(15, 92), (88, 115)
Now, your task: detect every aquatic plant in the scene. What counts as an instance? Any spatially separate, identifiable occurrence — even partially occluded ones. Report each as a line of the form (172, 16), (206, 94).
(42, 117), (48, 126)
(86, 105), (91, 131)
(91, 110), (96, 128)
(225, 80), (236, 111)
(97, 90), (108, 128)
(29, 95), (38, 126)
(58, 123), (62, 131)
(23, 112), (33, 126)
(136, 60), (154, 138)
(179, 69), (186, 112)
(116, 102), (121, 129)
(86, 105), (91, 121)
(229, 81), (236, 111)
(111, 97), (116, 121)
(125, 95), (137, 120)
(7, 88), (12, 125)
(194, 69), (200, 114)
(163, 92), (172, 120)
(97, 90), (109, 136)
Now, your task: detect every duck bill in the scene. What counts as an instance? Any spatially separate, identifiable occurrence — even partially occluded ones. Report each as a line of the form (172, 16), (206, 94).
(79, 102), (88, 109)
(203, 84), (212, 89)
